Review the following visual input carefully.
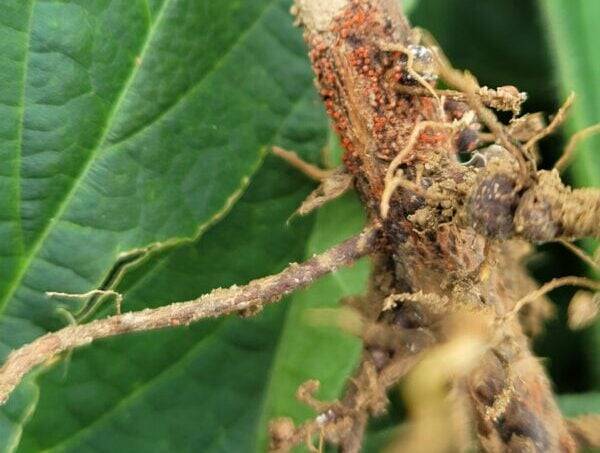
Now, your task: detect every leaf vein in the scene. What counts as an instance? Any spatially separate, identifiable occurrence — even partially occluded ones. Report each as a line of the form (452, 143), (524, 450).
(103, 0), (279, 150)
(0, 0), (171, 319)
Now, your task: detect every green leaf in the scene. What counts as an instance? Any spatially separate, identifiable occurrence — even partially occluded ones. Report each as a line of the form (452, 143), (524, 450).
(539, 0), (600, 385)
(16, 138), (368, 451)
(16, 154), (316, 452)
(558, 393), (600, 418)
(540, 1), (600, 188)
(0, 0), (330, 449)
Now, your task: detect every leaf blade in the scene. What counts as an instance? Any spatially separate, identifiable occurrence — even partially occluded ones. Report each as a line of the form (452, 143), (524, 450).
(539, 0), (600, 387)
(16, 90), (329, 451)
(540, 1), (600, 187)
(0, 0), (325, 448)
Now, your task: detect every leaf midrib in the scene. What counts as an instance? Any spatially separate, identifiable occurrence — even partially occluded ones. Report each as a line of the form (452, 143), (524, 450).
(0, 0), (279, 321)
(0, 0), (164, 319)
(11, 0), (35, 276)
(29, 83), (317, 452)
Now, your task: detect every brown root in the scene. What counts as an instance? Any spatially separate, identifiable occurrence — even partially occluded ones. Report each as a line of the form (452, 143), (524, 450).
(508, 276), (600, 319)
(272, 146), (333, 182)
(524, 92), (575, 151)
(297, 167), (354, 216)
(559, 240), (600, 272)
(0, 227), (380, 406)
(554, 122), (600, 172)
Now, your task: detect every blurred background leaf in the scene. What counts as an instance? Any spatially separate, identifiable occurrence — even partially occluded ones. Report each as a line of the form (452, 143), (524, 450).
(559, 393), (600, 418)
(540, 0), (600, 385)
(541, 1), (600, 187)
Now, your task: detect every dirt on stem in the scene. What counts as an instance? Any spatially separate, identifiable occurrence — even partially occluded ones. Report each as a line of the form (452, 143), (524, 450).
(282, 0), (600, 451)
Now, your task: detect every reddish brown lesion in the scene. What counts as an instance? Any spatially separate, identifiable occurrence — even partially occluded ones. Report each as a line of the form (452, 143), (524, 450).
(305, 0), (444, 207)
